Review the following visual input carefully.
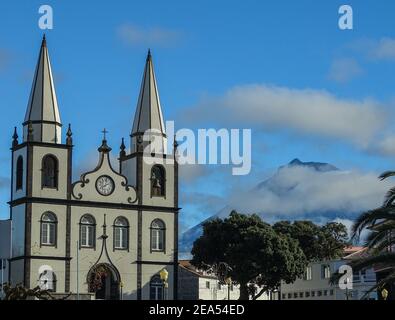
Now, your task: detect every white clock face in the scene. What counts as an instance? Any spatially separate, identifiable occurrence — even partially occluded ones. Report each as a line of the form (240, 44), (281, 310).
(96, 175), (114, 196)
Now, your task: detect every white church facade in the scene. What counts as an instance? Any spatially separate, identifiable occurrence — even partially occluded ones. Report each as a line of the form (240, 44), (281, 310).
(6, 36), (179, 300)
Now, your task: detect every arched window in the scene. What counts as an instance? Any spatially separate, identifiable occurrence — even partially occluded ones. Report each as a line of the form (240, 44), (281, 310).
(16, 156), (23, 190)
(80, 215), (96, 248)
(150, 219), (165, 252)
(151, 165), (165, 197)
(39, 270), (57, 292)
(149, 275), (164, 300)
(40, 212), (57, 246)
(114, 217), (129, 250)
(42, 155), (58, 188)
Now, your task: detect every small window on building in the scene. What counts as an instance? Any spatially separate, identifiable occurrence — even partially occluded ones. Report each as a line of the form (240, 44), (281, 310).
(299, 292), (304, 298)
(16, 156), (23, 190)
(330, 289), (334, 296)
(42, 155), (58, 188)
(39, 270), (56, 292)
(317, 291), (322, 297)
(217, 283), (221, 290)
(282, 293), (286, 300)
(306, 291), (310, 298)
(114, 216), (129, 250)
(150, 219), (166, 252)
(206, 281), (210, 289)
(321, 265), (331, 279)
(150, 275), (164, 300)
(311, 291), (316, 297)
(80, 214), (96, 248)
(304, 266), (312, 280)
(293, 292), (298, 298)
(40, 212), (57, 246)
(151, 165), (165, 197)
(324, 290), (328, 296)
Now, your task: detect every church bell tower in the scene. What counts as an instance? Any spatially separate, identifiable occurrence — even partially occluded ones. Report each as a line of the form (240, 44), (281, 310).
(119, 50), (179, 300)
(9, 36), (73, 290)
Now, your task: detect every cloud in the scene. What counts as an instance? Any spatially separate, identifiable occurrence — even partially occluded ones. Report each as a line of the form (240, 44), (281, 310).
(117, 24), (181, 47)
(370, 38), (395, 61)
(226, 165), (391, 221)
(350, 38), (395, 61)
(375, 135), (395, 156)
(328, 58), (363, 83)
(181, 84), (388, 149)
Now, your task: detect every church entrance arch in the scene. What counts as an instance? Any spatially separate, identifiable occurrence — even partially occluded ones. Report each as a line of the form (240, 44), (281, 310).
(87, 263), (121, 300)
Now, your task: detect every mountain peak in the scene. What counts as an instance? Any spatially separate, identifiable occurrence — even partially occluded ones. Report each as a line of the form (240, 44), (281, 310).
(286, 158), (338, 172)
(289, 158), (303, 165)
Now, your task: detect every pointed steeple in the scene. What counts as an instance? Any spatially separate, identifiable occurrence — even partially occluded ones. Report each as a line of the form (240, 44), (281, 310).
(23, 35), (62, 143)
(131, 50), (167, 153)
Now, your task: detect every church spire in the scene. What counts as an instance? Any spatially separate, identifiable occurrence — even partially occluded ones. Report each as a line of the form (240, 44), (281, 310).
(23, 35), (62, 143)
(131, 50), (167, 153)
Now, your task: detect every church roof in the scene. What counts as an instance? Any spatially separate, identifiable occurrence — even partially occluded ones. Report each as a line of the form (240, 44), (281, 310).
(131, 50), (165, 137)
(24, 35), (61, 126)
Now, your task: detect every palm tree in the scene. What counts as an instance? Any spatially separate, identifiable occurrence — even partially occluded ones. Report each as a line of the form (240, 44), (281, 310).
(335, 171), (395, 298)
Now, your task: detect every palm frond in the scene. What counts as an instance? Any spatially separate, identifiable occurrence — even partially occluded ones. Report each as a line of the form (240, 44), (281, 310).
(371, 236), (395, 253)
(349, 252), (395, 272)
(365, 222), (395, 248)
(383, 187), (395, 207)
(379, 171), (395, 181)
(351, 207), (395, 241)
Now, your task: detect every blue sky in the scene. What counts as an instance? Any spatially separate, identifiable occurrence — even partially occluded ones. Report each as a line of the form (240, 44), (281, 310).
(1, 1), (395, 232)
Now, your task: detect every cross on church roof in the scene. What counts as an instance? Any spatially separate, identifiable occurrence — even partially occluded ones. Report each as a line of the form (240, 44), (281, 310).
(98, 128), (112, 153)
(102, 128), (108, 140)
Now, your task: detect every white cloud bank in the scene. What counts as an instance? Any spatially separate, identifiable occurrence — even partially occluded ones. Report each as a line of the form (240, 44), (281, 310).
(182, 84), (395, 155)
(226, 165), (392, 221)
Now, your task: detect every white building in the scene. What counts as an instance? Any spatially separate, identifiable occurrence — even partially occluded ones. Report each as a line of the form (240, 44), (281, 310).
(178, 260), (271, 300)
(280, 247), (377, 300)
(4, 36), (179, 300)
(0, 220), (11, 298)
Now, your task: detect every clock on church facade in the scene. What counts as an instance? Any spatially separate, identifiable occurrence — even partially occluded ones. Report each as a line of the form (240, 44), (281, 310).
(8, 36), (179, 300)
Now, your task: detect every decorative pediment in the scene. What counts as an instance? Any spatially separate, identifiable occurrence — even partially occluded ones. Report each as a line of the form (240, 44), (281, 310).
(72, 139), (137, 204)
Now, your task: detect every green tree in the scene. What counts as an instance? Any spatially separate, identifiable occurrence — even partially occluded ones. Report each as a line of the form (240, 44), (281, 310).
(319, 222), (349, 260)
(273, 220), (348, 262)
(191, 211), (307, 300)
